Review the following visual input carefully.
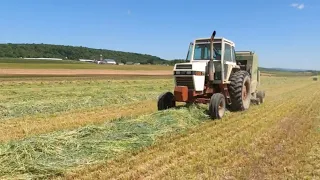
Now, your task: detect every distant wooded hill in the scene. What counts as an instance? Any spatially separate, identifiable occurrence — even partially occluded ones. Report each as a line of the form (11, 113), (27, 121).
(0, 43), (181, 64)
(0, 43), (318, 73)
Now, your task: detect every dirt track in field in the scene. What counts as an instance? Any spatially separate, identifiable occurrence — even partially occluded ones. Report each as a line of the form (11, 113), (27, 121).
(0, 69), (172, 76)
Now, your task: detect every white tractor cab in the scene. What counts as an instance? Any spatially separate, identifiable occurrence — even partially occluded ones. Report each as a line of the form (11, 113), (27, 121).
(157, 31), (265, 119)
(175, 36), (238, 88)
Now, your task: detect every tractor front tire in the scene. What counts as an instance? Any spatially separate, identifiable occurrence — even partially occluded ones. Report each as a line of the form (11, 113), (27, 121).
(157, 92), (176, 111)
(229, 70), (251, 111)
(209, 93), (226, 119)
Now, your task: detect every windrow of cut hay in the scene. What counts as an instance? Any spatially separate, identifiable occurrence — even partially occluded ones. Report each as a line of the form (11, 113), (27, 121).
(0, 105), (210, 179)
(0, 100), (157, 143)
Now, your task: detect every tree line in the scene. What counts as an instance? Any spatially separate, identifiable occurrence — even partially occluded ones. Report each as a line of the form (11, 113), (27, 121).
(0, 43), (186, 65)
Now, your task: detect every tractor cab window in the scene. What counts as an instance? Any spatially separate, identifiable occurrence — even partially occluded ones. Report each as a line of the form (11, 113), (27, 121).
(193, 43), (221, 60)
(231, 46), (236, 62)
(186, 43), (193, 62)
(224, 44), (233, 62)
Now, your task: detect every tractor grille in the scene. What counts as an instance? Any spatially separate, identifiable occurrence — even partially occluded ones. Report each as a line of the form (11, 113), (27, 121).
(214, 72), (222, 80)
(176, 64), (192, 69)
(175, 76), (194, 89)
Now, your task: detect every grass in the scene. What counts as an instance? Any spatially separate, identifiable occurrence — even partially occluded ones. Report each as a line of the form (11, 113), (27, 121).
(62, 78), (320, 180)
(0, 100), (158, 143)
(0, 75), (319, 179)
(0, 78), (173, 121)
(0, 76), (309, 143)
(0, 76), (173, 143)
(0, 105), (210, 179)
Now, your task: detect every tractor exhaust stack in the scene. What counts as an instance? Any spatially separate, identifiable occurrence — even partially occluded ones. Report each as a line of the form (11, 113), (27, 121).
(208, 31), (216, 82)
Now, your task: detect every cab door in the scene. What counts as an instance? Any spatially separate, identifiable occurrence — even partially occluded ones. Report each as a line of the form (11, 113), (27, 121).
(186, 42), (194, 62)
(223, 43), (234, 82)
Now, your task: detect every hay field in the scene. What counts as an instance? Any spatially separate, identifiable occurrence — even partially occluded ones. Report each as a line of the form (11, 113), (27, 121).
(0, 75), (319, 179)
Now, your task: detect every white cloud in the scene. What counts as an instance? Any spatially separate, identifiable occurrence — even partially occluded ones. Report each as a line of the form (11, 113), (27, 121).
(297, 4), (304, 9)
(290, 3), (305, 9)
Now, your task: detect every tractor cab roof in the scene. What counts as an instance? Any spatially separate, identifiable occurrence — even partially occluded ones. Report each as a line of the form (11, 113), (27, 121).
(194, 37), (235, 47)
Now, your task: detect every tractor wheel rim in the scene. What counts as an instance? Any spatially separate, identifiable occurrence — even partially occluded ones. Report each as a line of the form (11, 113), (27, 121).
(242, 81), (250, 100)
(242, 87), (247, 99)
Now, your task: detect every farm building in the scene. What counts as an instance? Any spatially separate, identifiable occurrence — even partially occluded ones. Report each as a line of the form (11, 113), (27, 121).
(24, 58), (63, 60)
(104, 59), (117, 65)
(79, 59), (95, 62)
(95, 59), (117, 65)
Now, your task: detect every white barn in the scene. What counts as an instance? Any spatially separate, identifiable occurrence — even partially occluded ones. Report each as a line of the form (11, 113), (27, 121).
(79, 59), (95, 62)
(104, 59), (117, 65)
(24, 58), (63, 60)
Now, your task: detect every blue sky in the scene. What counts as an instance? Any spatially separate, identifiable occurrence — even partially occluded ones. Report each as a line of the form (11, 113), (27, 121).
(0, 0), (319, 70)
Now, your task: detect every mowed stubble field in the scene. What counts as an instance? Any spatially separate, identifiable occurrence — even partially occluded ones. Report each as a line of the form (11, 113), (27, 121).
(0, 66), (319, 179)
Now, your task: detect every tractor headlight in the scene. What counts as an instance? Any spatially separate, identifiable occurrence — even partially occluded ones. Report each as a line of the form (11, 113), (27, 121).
(174, 71), (199, 75)
(195, 71), (204, 76)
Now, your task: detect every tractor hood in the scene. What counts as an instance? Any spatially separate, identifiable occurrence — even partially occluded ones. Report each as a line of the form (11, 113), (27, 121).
(174, 61), (207, 72)
(173, 61), (207, 91)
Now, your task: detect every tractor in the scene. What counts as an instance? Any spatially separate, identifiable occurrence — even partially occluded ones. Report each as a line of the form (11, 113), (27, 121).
(157, 30), (265, 119)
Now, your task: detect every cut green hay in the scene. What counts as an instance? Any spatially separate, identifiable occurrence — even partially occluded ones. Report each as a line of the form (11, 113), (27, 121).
(0, 105), (210, 179)
(0, 78), (173, 121)
(59, 80), (319, 180)
(0, 76), (307, 122)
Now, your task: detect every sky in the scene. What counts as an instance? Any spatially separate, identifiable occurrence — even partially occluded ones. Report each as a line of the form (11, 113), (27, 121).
(0, 0), (319, 70)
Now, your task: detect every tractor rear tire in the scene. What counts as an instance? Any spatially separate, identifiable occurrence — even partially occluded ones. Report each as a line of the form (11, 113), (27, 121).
(257, 90), (265, 104)
(209, 93), (226, 119)
(228, 70), (251, 111)
(157, 92), (176, 110)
